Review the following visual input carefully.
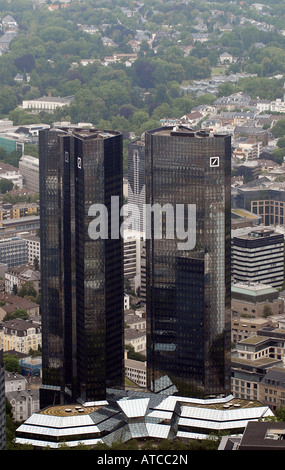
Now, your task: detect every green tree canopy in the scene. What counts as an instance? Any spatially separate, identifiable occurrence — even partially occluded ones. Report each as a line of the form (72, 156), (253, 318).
(0, 178), (13, 194)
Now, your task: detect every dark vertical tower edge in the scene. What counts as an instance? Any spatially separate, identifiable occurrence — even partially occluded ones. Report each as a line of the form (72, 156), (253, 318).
(39, 128), (124, 408)
(145, 127), (231, 398)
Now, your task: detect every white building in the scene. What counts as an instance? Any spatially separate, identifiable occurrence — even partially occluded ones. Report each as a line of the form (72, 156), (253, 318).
(20, 235), (40, 266)
(19, 155), (39, 192)
(125, 357), (146, 388)
(6, 389), (39, 422)
(124, 293), (130, 310)
(124, 328), (146, 353)
(0, 163), (23, 189)
(232, 228), (284, 288)
(5, 371), (27, 393)
(123, 230), (142, 291)
(0, 319), (41, 354)
(22, 96), (73, 113)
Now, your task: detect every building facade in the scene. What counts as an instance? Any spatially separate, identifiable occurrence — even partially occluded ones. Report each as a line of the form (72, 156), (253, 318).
(39, 127), (124, 408)
(232, 228), (284, 288)
(145, 126), (231, 398)
(0, 237), (28, 267)
(0, 319), (42, 354)
(19, 155), (39, 192)
(231, 282), (284, 319)
(0, 349), (5, 450)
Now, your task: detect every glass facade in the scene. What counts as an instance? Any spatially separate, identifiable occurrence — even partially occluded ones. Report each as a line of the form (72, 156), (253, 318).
(127, 137), (146, 233)
(39, 128), (124, 408)
(145, 127), (231, 398)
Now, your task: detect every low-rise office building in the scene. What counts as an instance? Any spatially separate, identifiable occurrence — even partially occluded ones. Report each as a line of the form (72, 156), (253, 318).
(15, 393), (274, 449)
(232, 282), (284, 319)
(125, 357), (146, 388)
(231, 317), (276, 344)
(19, 155), (39, 192)
(232, 228), (284, 288)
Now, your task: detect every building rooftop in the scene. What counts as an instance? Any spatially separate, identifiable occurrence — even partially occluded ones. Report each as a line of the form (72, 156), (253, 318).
(239, 421), (285, 450)
(147, 126), (229, 139)
(15, 392), (274, 449)
(232, 282), (277, 297)
(234, 228), (277, 239)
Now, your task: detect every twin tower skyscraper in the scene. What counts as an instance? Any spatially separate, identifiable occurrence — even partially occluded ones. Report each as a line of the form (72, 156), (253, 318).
(39, 125), (231, 409)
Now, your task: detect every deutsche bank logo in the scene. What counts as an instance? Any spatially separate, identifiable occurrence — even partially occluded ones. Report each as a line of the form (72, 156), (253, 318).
(210, 157), (219, 167)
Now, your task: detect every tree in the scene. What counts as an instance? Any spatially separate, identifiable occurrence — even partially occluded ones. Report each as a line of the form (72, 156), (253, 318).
(0, 87), (18, 114)
(14, 54), (35, 73)
(3, 309), (29, 321)
(33, 257), (39, 271)
(263, 304), (272, 318)
(125, 344), (146, 362)
(18, 282), (37, 299)
(277, 137), (285, 148)
(0, 178), (13, 194)
(271, 119), (285, 138)
(3, 354), (21, 373)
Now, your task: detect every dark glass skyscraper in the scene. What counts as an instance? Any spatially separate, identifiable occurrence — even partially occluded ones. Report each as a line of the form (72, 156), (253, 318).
(39, 127), (124, 408)
(145, 126), (231, 398)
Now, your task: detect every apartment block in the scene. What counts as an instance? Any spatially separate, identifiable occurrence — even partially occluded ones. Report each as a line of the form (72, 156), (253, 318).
(0, 319), (41, 354)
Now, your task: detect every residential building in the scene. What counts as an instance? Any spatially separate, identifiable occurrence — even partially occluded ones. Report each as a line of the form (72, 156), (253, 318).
(259, 367), (285, 411)
(145, 126), (231, 397)
(6, 389), (40, 422)
(0, 293), (40, 321)
(232, 228), (284, 288)
(125, 312), (146, 331)
(5, 264), (40, 294)
(0, 202), (38, 221)
(231, 333), (285, 401)
(124, 328), (146, 354)
(5, 371), (27, 393)
(39, 127), (124, 408)
(0, 349), (5, 450)
(0, 319), (42, 354)
(233, 141), (262, 160)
